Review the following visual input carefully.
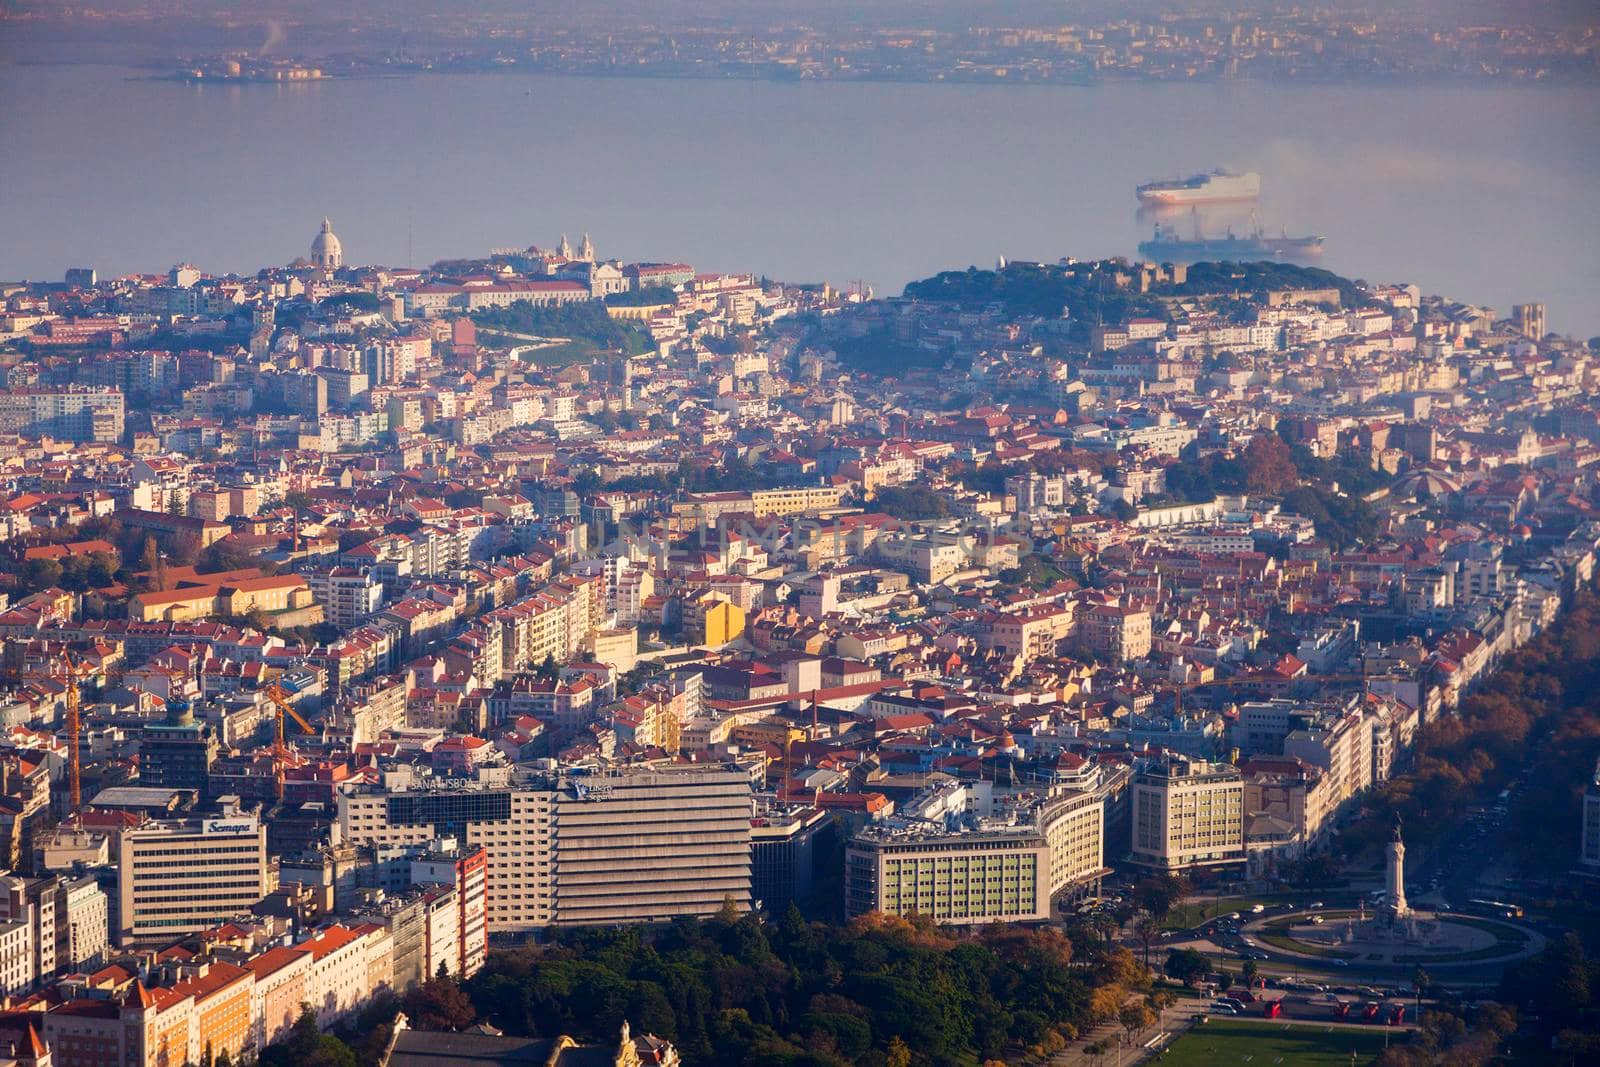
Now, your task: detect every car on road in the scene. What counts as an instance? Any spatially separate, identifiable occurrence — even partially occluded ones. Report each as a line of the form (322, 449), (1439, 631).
(1250, 904), (1266, 913)
(1310, 916), (1325, 924)
(1309, 901), (1324, 909)
(1209, 1004), (1239, 1015)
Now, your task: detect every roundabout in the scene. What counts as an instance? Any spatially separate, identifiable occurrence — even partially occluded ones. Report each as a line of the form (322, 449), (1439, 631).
(1251, 907), (1544, 969)
(1239, 827), (1543, 974)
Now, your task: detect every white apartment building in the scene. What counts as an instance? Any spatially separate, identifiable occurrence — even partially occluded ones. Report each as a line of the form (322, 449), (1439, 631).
(0, 387), (125, 442)
(309, 567), (384, 628)
(0, 920), (31, 996)
(56, 876), (109, 972)
(0, 875), (55, 990)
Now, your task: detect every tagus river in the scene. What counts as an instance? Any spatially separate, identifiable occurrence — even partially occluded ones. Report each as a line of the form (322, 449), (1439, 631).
(1, 60), (1597, 334)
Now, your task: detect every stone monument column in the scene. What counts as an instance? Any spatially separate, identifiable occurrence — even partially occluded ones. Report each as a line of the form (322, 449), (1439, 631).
(1385, 821), (1408, 921)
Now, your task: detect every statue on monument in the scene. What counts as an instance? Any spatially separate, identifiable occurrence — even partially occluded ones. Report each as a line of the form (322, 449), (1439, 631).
(1385, 817), (1409, 922)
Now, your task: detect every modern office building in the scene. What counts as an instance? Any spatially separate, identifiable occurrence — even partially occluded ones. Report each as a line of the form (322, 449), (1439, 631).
(750, 804), (831, 911)
(338, 763), (754, 933)
(843, 777), (1110, 925)
(1129, 758), (1245, 873)
(115, 803), (271, 944)
(551, 766), (752, 926)
(845, 824), (1051, 925)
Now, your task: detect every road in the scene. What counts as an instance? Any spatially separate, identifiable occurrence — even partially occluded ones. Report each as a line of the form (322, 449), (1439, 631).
(1048, 994), (1213, 1067)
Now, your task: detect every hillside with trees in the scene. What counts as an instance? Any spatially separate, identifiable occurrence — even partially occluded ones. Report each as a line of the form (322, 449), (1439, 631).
(473, 299), (652, 356)
(900, 260), (1367, 333)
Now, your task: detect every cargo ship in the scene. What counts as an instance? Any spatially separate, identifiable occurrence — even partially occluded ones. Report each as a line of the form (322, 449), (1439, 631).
(1136, 170), (1261, 206)
(1138, 219), (1324, 263)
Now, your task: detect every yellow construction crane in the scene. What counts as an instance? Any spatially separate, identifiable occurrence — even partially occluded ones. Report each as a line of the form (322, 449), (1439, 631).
(23, 651), (96, 818)
(263, 681), (316, 804)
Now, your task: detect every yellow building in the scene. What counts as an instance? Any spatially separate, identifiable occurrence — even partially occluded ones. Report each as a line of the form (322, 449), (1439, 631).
(180, 962), (255, 1065)
(684, 594), (744, 648)
(130, 575), (314, 623)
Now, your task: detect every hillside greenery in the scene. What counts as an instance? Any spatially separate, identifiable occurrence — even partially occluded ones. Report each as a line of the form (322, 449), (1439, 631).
(900, 260), (1366, 333)
(902, 264), (1169, 331)
(473, 299), (652, 356)
(604, 286), (678, 307)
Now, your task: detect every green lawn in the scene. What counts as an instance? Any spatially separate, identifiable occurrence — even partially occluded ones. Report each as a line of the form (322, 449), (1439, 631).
(1159, 1020), (1391, 1067)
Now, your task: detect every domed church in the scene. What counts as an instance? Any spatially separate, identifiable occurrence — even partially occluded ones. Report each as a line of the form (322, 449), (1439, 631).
(310, 217), (343, 272)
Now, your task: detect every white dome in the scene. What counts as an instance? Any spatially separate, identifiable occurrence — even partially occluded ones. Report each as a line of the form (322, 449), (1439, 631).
(310, 217), (343, 269)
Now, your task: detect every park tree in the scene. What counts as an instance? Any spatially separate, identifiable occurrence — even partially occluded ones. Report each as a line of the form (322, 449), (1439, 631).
(1132, 874), (1189, 919)
(1164, 948), (1209, 986)
(1242, 433), (1299, 495)
(20, 558), (62, 592)
(259, 1008), (356, 1067)
(1119, 1002), (1155, 1040)
(404, 975), (476, 1032)
(1132, 913), (1161, 969)
(1242, 958), (1260, 987)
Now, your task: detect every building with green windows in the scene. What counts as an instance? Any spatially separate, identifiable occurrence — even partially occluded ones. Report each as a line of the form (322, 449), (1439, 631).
(845, 825), (1050, 925)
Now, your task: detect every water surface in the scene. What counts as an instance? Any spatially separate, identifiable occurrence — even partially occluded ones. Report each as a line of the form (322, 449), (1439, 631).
(1, 63), (1596, 333)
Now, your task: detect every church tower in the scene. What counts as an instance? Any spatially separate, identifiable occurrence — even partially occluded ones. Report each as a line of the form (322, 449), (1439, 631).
(557, 233), (573, 259)
(580, 232), (595, 263)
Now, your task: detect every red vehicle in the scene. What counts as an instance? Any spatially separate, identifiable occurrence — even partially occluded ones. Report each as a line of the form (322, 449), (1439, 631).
(1362, 1002), (1382, 1021)
(1388, 1005), (1406, 1026)
(1334, 1002), (1351, 1021)
(1263, 1001), (1282, 1019)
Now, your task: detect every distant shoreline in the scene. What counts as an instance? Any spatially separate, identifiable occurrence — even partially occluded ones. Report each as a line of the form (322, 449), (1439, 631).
(106, 63), (1600, 93)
